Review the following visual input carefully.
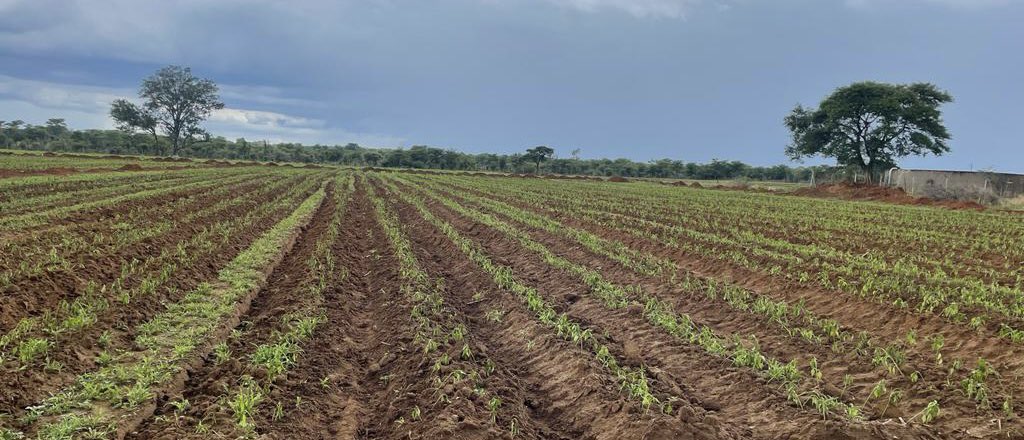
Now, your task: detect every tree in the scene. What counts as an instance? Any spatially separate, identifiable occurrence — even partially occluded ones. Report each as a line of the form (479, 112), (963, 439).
(785, 81), (952, 182)
(44, 118), (69, 148)
(110, 98), (162, 155)
(6, 120), (25, 147)
(363, 151), (383, 166)
(44, 118), (67, 136)
(523, 145), (554, 174)
(116, 65), (224, 156)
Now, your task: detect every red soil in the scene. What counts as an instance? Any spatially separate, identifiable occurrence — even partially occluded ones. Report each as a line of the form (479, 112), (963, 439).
(792, 183), (986, 210)
(0, 167), (78, 178)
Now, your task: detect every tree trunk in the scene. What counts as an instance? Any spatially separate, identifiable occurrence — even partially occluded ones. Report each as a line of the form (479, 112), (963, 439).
(150, 130), (162, 156)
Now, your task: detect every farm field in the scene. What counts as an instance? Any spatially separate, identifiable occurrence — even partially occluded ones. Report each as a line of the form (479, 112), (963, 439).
(1, 156), (1023, 439)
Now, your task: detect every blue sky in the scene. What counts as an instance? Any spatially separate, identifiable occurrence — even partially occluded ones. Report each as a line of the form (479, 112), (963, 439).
(1, 0), (1021, 171)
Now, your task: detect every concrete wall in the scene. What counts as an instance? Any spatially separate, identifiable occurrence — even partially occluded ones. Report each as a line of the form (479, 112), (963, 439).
(887, 169), (1024, 198)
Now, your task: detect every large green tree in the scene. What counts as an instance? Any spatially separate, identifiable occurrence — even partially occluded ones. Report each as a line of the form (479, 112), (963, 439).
(784, 81), (952, 181)
(110, 99), (162, 154)
(523, 145), (555, 174)
(111, 65), (223, 156)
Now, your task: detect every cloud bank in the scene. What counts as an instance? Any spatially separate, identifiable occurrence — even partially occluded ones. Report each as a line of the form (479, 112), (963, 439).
(0, 75), (402, 146)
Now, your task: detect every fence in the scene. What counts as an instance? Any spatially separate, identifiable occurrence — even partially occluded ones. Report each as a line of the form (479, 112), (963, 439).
(884, 168), (1024, 199)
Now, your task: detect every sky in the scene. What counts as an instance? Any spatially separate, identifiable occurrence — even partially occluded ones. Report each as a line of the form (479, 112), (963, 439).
(0, 0), (1021, 171)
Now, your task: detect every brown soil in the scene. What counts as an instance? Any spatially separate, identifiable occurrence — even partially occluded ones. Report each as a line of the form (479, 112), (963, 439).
(389, 180), (934, 439)
(127, 184), (342, 439)
(128, 183), (566, 440)
(0, 174), (281, 331)
(384, 183), (746, 440)
(150, 157), (194, 163)
(429, 181), (1021, 438)
(0, 164), (199, 180)
(792, 183), (986, 210)
(0, 167), (78, 178)
(0, 170), (188, 202)
(7, 170), (1017, 439)
(608, 176), (630, 182)
(434, 185), (1011, 436)
(0, 176), (316, 416)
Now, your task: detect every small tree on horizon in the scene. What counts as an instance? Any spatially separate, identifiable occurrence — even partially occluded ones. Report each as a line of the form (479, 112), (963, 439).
(784, 81), (952, 182)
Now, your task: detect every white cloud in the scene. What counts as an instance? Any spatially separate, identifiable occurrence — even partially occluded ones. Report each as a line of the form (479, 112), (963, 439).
(0, 74), (403, 147)
(537, 0), (702, 18)
(209, 108), (324, 130)
(0, 75), (131, 114)
(845, 0), (1017, 9)
(218, 85), (323, 109)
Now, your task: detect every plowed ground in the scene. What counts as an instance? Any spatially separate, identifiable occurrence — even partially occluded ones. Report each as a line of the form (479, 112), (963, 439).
(4, 169), (1017, 440)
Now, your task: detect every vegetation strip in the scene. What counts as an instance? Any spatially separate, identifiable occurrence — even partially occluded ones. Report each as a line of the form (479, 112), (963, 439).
(384, 175), (873, 421)
(0, 173), (318, 370)
(406, 173), (1018, 421)
(377, 176), (686, 414)
(6, 184), (327, 439)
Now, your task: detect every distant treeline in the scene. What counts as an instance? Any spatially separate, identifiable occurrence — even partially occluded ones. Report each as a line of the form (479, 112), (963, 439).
(0, 119), (838, 181)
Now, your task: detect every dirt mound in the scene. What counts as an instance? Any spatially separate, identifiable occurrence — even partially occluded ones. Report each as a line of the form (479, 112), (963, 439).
(205, 160), (242, 168)
(792, 183), (985, 210)
(608, 176), (630, 182)
(0, 167), (78, 178)
(117, 164), (145, 171)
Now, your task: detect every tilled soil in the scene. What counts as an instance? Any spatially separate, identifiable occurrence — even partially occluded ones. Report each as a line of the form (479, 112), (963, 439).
(6, 172), (1012, 440)
(420, 182), (1010, 432)
(124, 181), (751, 440)
(404, 178), (1024, 438)
(383, 183), (746, 440)
(0, 175), (318, 416)
(384, 181), (904, 440)
(473, 188), (1024, 433)
(0, 174), (288, 331)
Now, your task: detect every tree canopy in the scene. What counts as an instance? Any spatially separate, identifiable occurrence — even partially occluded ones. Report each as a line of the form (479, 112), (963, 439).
(784, 81), (953, 180)
(1, 120), (836, 182)
(523, 145), (555, 174)
(111, 65), (224, 156)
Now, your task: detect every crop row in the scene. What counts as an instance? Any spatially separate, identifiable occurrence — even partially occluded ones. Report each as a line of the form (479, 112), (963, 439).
(0, 172), (324, 373)
(366, 178), (529, 434)
(380, 175), (732, 417)
(382, 175), (889, 423)
(402, 174), (1024, 427)
(0, 170), (202, 215)
(446, 175), (1022, 285)
(0, 167), (274, 231)
(0, 172), (298, 290)
(1, 182), (327, 439)
(179, 174), (354, 436)
(431, 175), (1024, 343)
